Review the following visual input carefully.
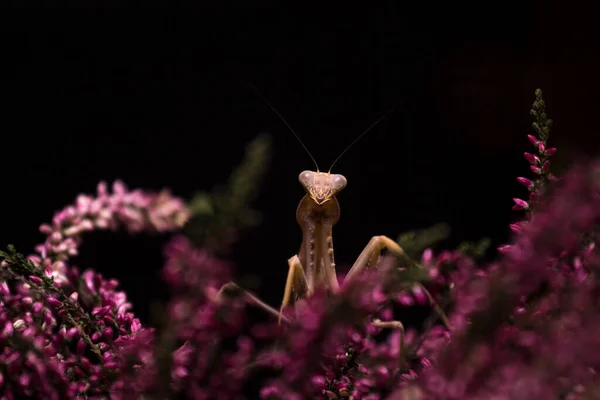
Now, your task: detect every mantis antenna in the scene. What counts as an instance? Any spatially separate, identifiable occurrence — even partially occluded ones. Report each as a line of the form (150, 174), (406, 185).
(243, 82), (396, 173)
(327, 107), (396, 173)
(243, 82), (320, 172)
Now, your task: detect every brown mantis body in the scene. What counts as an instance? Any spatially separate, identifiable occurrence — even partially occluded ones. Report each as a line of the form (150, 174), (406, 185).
(280, 170), (405, 321)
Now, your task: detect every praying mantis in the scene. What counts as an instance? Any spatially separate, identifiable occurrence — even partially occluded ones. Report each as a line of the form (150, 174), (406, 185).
(211, 89), (417, 336)
(278, 166), (407, 331)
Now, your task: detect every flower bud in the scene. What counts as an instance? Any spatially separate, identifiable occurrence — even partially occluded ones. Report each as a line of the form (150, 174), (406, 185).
(530, 166), (542, 175)
(527, 134), (539, 146)
(3, 321), (14, 336)
(542, 160), (550, 172)
(512, 198), (529, 211)
(46, 297), (63, 308)
(28, 276), (43, 285)
(524, 152), (540, 165)
(516, 177), (533, 189)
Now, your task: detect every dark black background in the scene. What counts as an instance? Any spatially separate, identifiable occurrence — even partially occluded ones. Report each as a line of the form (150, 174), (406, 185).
(2, 3), (599, 323)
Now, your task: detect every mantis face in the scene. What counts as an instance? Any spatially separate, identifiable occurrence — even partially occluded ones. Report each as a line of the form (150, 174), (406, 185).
(299, 170), (347, 205)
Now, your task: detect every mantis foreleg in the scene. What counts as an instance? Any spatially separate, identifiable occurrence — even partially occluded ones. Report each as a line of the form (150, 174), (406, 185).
(279, 255), (309, 324)
(344, 235), (405, 282)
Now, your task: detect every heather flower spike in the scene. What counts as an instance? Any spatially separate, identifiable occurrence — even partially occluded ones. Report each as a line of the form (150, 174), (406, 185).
(501, 88), (557, 252)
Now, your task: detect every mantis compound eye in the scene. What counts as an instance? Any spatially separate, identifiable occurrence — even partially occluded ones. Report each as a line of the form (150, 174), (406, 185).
(299, 170), (314, 186)
(332, 174), (347, 191)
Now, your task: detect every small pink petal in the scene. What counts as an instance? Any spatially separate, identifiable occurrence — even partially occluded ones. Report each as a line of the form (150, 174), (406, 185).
(512, 198), (529, 210)
(498, 245), (512, 253)
(527, 134), (539, 146)
(112, 180), (127, 195)
(39, 224), (52, 234)
(542, 160), (550, 172)
(46, 297), (63, 308)
(509, 223), (523, 233)
(421, 248), (433, 264)
(529, 192), (537, 202)
(530, 166), (542, 175)
(516, 177), (533, 188)
(538, 142), (545, 153)
(524, 152), (540, 165)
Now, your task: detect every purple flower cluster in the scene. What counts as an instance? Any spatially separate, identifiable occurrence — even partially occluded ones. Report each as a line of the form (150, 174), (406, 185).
(0, 181), (188, 399)
(33, 180), (189, 286)
(157, 235), (252, 399)
(393, 148), (600, 397)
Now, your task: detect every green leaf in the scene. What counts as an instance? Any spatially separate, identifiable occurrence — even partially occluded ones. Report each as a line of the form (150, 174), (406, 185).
(184, 133), (271, 252)
(457, 237), (491, 259)
(396, 223), (451, 259)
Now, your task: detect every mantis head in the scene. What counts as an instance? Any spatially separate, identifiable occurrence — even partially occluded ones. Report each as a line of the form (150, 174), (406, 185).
(299, 170), (347, 205)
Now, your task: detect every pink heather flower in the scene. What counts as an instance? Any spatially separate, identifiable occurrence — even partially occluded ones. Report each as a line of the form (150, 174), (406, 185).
(528, 191), (537, 203)
(512, 198), (529, 211)
(412, 286), (428, 305)
(516, 176), (533, 189)
(421, 248), (434, 265)
(0, 181), (190, 399)
(527, 134), (540, 146)
(509, 223), (524, 233)
(530, 165), (543, 175)
(538, 142), (546, 153)
(542, 160), (550, 172)
(524, 152), (540, 165)
(28, 275), (43, 285)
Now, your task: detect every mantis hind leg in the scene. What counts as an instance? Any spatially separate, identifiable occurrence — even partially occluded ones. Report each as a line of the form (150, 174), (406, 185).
(345, 235), (452, 331)
(209, 256), (310, 326)
(372, 318), (406, 366)
(210, 281), (292, 324)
